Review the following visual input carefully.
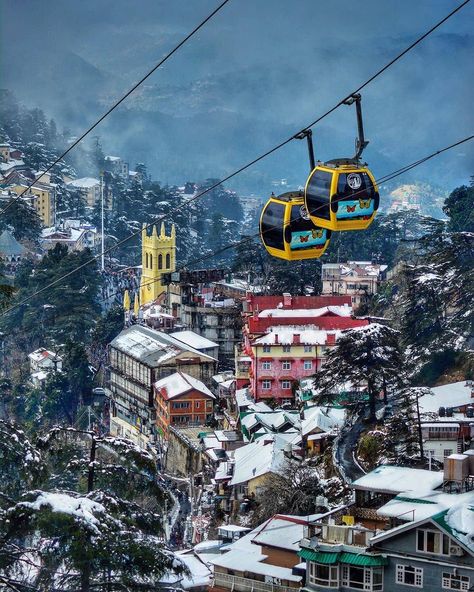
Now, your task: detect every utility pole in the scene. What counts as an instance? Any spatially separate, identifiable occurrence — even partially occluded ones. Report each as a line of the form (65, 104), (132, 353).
(87, 434), (97, 493)
(415, 392), (425, 460)
(100, 172), (105, 272)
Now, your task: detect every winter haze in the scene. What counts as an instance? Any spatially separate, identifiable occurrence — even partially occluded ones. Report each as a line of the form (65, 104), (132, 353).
(1, 0), (473, 191)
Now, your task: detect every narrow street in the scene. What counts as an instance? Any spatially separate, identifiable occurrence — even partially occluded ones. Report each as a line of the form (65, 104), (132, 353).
(335, 410), (370, 483)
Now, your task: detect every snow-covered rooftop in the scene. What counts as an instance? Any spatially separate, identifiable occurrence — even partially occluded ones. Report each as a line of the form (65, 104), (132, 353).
(352, 465), (444, 494)
(170, 330), (218, 351)
(254, 325), (341, 346)
(251, 515), (308, 552)
(174, 551), (212, 590)
(258, 305), (352, 319)
(241, 411), (300, 436)
(210, 549), (301, 582)
(66, 177), (100, 189)
(229, 440), (285, 486)
(378, 489), (474, 523)
(301, 405), (346, 437)
(28, 348), (61, 364)
(418, 381), (474, 415)
(111, 325), (215, 365)
(154, 371), (214, 400)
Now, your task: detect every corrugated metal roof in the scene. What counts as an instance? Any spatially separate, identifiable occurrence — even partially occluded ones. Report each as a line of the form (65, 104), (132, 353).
(298, 549), (387, 567)
(298, 549), (339, 564)
(340, 552), (388, 567)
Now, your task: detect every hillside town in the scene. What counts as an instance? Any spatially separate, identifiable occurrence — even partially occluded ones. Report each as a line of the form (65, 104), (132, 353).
(1, 2), (474, 591)
(2, 129), (474, 590)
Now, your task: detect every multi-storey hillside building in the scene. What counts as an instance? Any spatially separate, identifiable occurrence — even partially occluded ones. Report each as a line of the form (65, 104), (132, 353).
(238, 293), (368, 403)
(9, 181), (55, 226)
(66, 177), (110, 209)
(321, 261), (387, 308)
(104, 155), (129, 178)
(107, 325), (217, 447)
(154, 371), (215, 437)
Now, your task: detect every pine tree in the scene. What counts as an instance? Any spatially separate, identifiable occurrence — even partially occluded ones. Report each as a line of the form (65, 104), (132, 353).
(313, 324), (407, 420)
(0, 198), (43, 242)
(0, 423), (180, 591)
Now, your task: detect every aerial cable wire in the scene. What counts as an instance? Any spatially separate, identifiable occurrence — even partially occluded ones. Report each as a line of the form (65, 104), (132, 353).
(1, 133), (472, 319)
(0, 1), (471, 314)
(1, 0), (469, 225)
(0, 0), (232, 217)
(49, 134), (474, 312)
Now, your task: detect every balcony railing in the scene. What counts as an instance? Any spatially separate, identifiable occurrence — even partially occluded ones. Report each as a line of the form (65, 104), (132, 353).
(213, 571), (298, 592)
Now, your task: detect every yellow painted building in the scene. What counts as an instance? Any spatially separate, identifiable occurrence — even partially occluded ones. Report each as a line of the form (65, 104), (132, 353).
(139, 222), (176, 306)
(11, 183), (55, 227)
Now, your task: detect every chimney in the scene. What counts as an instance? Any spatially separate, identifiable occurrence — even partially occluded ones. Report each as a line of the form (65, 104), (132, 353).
(327, 333), (336, 345)
(294, 334), (300, 344)
(283, 293), (292, 307)
(253, 309), (258, 319)
(275, 334), (279, 344)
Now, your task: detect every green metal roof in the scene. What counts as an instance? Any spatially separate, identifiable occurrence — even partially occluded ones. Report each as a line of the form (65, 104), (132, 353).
(298, 549), (339, 564)
(394, 496), (437, 505)
(298, 549), (387, 567)
(340, 553), (388, 567)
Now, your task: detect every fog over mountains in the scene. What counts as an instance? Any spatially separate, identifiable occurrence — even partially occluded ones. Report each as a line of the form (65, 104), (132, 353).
(1, 0), (473, 192)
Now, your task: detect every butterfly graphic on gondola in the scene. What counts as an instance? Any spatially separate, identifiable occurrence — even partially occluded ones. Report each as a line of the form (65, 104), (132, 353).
(359, 198), (371, 209)
(312, 229), (323, 239)
(299, 235), (309, 243)
(346, 205), (356, 213)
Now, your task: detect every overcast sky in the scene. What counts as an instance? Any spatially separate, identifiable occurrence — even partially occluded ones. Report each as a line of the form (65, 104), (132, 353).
(1, 0), (473, 188)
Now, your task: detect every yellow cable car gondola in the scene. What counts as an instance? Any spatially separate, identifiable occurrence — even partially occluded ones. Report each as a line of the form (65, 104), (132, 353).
(305, 161), (379, 231)
(259, 191), (331, 261)
(303, 93), (379, 232)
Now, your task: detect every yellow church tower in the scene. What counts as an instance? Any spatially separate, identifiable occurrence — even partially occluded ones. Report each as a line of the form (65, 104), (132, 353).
(139, 222), (176, 306)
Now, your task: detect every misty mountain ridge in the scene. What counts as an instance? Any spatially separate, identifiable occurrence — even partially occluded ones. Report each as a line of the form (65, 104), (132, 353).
(1, 0), (472, 192)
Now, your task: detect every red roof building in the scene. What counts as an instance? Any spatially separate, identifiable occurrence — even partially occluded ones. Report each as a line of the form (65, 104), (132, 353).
(235, 293), (368, 402)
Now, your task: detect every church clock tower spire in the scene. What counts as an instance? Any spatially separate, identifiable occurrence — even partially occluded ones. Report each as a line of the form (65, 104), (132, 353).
(139, 223), (176, 306)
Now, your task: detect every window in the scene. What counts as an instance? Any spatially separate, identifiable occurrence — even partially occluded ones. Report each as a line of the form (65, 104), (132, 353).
(263, 345), (271, 353)
(305, 169), (332, 221)
(149, 254), (153, 269)
(308, 562), (338, 588)
(396, 565), (423, 588)
(158, 254), (163, 269)
(304, 345), (313, 352)
(166, 253), (171, 268)
(281, 398), (293, 406)
(416, 529), (450, 555)
(261, 380), (272, 390)
(281, 360), (291, 370)
(282, 344), (291, 353)
(304, 360), (313, 370)
(281, 380), (291, 390)
(262, 361), (272, 371)
(172, 401), (190, 409)
(444, 449), (454, 457)
(195, 402), (200, 409)
(260, 201), (285, 250)
(341, 565), (383, 591)
(442, 572), (469, 590)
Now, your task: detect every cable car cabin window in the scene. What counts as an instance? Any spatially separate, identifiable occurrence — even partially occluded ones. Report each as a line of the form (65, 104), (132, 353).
(261, 202), (285, 250)
(306, 170), (332, 220)
(336, 172), (375, 221)
(289, 205), (327, 251)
